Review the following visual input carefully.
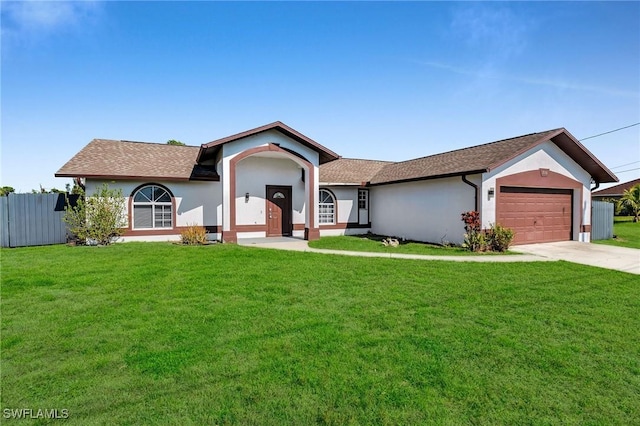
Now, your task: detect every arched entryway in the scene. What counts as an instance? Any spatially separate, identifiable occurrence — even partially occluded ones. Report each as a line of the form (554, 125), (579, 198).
(223, 143), (318, 243)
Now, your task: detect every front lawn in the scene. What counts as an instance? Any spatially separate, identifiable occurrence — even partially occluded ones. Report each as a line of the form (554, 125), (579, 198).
(1, 243), (639, 424)
(593, 216), (640, 249)
(308, 234), (515, 255)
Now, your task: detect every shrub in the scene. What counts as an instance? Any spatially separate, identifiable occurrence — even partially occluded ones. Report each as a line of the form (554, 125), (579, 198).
(461, 211), (486, 252)
(180, 224), (208, 245)
(461, 212), (514, 252)
(64, 184), (126, 245)
(486, 223), (515, 252)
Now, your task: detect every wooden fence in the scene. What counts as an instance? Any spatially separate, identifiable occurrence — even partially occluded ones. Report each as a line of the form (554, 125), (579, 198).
(0, 193), (70, 248)
(591, 200), (614, 241)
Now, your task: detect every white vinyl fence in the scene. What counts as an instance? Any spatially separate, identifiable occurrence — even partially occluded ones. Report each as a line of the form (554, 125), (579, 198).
(591, 201), (614, 241)
(0, 193), (70, 248)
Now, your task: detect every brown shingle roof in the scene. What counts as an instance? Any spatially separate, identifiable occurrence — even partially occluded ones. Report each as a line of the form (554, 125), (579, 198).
(369, 129), (563, 185)
(56, 126), (618, 186)
(368, 128), (618, 185)
(319, 158), (392, 184)
(55, 139), (204, 181)
(592, 178), (640, 196)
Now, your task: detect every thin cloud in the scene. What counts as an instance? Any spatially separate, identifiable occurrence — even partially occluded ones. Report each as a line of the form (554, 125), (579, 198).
(419, 60), (639, 99)
(1, 0), (102, 42)
(450, 4), (532, 60)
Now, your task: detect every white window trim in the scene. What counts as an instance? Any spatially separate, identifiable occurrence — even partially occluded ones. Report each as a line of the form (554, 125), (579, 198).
(358, 189), (369, 210)
(318, 189), (336, 225)
(132, 185), (173, 230)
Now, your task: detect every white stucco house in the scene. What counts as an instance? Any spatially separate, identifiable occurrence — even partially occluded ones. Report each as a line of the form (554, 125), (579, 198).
(56, 121), (617, 245)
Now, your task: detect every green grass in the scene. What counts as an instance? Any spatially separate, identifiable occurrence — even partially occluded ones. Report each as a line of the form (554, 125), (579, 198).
(593, 216), (640, 249)
(308, 234), (515, 255)
(1, 243), (639, 424)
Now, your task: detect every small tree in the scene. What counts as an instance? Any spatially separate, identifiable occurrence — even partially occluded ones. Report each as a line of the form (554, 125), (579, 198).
(0, 186), (15, 196)
(166, 139), (185, 146)
(618, 184), (640, 222)
(65, 180), (85, 195)
(64, 183), (127, 245)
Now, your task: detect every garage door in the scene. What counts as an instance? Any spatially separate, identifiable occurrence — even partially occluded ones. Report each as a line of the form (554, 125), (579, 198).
(497, 186), (572, 245)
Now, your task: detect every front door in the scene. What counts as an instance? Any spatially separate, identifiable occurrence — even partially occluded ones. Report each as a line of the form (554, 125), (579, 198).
(266, 185), (292, 237)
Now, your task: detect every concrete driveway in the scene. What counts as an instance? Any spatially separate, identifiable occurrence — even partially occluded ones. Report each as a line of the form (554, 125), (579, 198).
(514, 241), (640, 275)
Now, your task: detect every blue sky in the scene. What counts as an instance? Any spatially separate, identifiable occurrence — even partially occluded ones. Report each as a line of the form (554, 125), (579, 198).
(2, 1), (639, 192)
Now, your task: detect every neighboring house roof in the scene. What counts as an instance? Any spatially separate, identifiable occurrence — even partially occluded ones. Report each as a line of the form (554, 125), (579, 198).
(319, 158), (392, 185)
(55, 139), (216, 181)
(368, 128), (618, 185)
(198, 121), (340, 165)
(592, 178), (640, 197)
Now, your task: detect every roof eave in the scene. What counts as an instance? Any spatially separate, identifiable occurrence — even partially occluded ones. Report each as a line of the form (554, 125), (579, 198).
(551, 129), (619, 184)
(369, 169), (488, 186)
(55, 173), (192, 182)
(485, 128), (618, 184)
(485, 128), (567, 172)
(198, 121), (340, 164)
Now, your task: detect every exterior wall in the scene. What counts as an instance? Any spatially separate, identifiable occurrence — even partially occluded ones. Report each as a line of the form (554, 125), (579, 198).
(220, 130), (320, 237)
(482, 141), (592, 242)
(319, 228), (371, 237)
(329, 186), (358, 224)
(86, 179), (222, 241)
(318, 186), (372, 237)
(235, 156), (306, 226)
(370, 175), (480, 245)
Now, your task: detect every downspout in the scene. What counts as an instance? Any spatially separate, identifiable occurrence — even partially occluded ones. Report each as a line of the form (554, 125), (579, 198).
(591, 180), (600, 192)
(461, 175), (478, 212)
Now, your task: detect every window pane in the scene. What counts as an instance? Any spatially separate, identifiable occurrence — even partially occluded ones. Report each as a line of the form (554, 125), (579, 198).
(318, 202), (334, 224)
(154, 205), (172, 228)
(154, 187), (171, 202)
(134, 186), (153, 202)
(132, 185), (174, 229)
(134, 205), (152, 228)
(358, 190), (368, 209)
(318, 189), (335, 224)
(320, 190), (332, 203)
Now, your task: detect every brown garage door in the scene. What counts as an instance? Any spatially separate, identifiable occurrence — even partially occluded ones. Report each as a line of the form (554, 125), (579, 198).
(497, 186), (572, 245)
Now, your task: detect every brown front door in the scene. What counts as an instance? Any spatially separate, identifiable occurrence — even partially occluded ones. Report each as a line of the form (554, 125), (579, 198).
(266, 185), (292, 237)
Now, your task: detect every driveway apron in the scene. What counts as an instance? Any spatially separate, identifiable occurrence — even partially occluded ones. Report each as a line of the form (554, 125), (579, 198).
(514, 241), (640, 275)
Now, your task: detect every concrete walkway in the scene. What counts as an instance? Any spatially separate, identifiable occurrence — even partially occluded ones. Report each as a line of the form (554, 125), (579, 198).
(514, 241), (640, 275)
(238, 238), (640, 273)
(237, 237), (552, 263)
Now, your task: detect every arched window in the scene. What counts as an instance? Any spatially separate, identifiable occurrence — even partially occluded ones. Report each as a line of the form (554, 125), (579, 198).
(132, 184), (173, 229)
(318, 189), (336, 224)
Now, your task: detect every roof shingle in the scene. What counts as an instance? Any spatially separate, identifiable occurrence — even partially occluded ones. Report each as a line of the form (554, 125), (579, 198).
(55, 126), (618, 185)
(369, 129), (563, 185)
(55, 139), (202, 181)
(319, 158), (392, 184)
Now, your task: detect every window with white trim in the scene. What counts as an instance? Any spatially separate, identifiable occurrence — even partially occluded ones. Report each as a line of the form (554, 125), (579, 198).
(132, 185), (173, 229)
(318, 189), (335, 224)
(358, 189), (368, 209)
